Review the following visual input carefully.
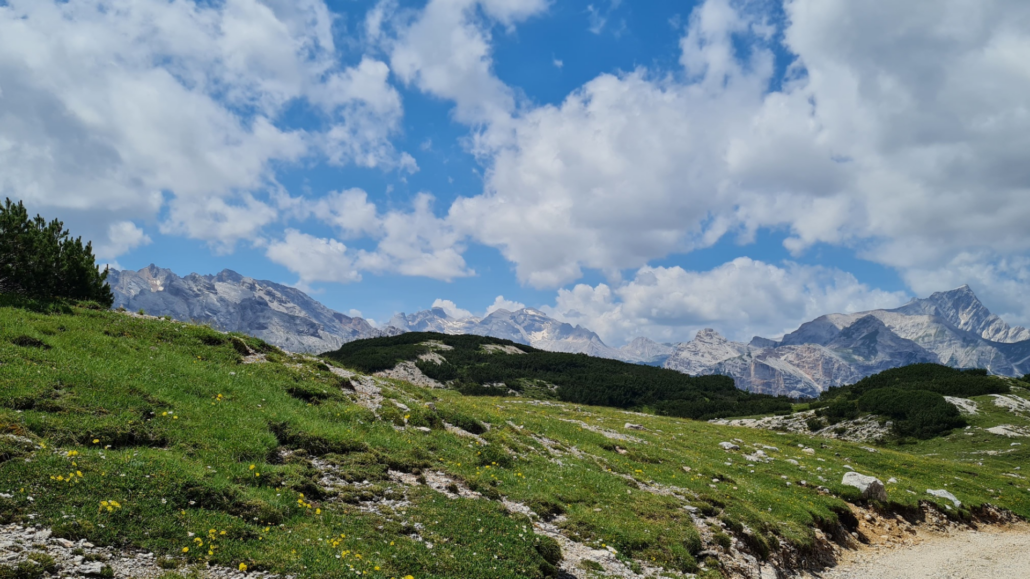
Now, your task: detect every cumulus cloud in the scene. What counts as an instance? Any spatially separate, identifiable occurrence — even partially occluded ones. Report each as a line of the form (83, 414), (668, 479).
(387, 0), (547, 126)
(542, 258), (909, 345)
(0, 0), (409, 259)
(268, 191), (473, 286)
(265, 230), (364, 287)
(432, 299), (474, 320)
(94, 222), (152, 260)
(419, 0), (1030, 300)
(449, 0), (775, 287)
(486, 295), (526, 315)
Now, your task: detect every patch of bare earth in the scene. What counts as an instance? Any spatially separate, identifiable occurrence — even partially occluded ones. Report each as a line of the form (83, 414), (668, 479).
(802, 519), (1030, 579)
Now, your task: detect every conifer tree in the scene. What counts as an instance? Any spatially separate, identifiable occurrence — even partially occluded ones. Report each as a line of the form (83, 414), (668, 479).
(0, 198), (114, 307)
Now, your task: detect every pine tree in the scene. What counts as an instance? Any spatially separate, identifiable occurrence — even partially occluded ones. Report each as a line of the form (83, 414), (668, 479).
(0, 198), (114, 307)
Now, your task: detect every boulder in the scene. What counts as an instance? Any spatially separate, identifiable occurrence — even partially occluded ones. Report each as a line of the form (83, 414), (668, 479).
(842, 472), (888, 501)
(719, 442), (740, 451)
(927, 489), (962, 507)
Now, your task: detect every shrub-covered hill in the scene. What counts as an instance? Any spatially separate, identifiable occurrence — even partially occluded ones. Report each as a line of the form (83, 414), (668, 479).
(321, 332), (792, 420)
(811, 364), (1012, 439)
(3, 302), (1030, 579)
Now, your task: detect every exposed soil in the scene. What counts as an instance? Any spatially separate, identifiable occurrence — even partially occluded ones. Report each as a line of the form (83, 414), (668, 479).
(801, 522), (1030, 579)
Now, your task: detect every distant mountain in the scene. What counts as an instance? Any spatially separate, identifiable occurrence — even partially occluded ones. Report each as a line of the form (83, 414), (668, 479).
(386, 307), (631, 360)
(107, 268), (1030, 398)
(108, 265), (399, 354)
(663, 286), (1030, 398)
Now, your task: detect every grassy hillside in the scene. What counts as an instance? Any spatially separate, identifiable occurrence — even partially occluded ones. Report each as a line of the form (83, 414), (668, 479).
(2, 302), (1030, 578)
(322, 332), (792, 420)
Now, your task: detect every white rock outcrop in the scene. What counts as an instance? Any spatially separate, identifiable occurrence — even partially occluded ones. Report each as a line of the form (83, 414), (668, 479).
(842, 472), (888, 501)
(927, 489), (962, 507)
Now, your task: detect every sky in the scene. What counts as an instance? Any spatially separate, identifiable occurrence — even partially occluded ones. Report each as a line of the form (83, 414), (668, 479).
(2, 0), (1029, 346)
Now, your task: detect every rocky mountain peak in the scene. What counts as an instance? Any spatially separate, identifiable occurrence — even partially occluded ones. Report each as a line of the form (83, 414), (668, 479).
(108, 266), (393, 354)
(893, 285), (1030, 343)
(214, 269), (246, 283)
(695, 328), (729, 343)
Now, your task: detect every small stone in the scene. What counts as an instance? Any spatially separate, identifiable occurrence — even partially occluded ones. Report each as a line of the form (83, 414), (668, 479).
(624, 423), (645, 431)
(719, 442), (740, 451)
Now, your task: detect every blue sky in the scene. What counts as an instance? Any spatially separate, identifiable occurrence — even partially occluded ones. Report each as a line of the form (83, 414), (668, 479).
(3, 0), (1029, 345)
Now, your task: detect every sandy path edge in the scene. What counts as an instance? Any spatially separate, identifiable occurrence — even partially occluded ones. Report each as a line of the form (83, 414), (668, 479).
(799, 522), (1030, 579)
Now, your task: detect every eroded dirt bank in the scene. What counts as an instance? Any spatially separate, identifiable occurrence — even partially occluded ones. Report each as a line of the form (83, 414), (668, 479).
(800, 520), (1030, 579)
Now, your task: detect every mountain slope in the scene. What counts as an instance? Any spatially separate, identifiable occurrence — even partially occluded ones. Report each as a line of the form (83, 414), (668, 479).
(387, 307), (631, 361)
(663, 287), (1030, 396)
(108, 265), (398, 353)
(4, 301), (1030, 579)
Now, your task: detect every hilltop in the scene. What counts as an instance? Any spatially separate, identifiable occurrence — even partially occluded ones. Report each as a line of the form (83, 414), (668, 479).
(321, 332), (792, 420)
(3, 299), (1030, 578)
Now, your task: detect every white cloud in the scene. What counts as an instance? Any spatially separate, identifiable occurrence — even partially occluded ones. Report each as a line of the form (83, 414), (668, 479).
(432, 299), (474, 320)
(265, 229), (363, 286)
(388, 0), (547, 126)
(269, 191), (474, 286)
(434, 0), (1030, 304)
(486, 295), (526, 315)
(0, 0), (409, 259)
(94, 221), (152, 260)
(543, 258), (908, 345)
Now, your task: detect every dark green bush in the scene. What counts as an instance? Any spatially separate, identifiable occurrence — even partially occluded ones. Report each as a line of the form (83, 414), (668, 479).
(825, 363), (1008, 399)
(857, 388), (965, 439)
(817, 399), (858, 424)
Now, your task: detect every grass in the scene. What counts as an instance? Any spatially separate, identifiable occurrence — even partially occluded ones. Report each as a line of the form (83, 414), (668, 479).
(2, 303), (1030, 578)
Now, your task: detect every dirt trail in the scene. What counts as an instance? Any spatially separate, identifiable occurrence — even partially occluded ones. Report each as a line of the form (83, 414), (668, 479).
(803, 523), (1030, 579)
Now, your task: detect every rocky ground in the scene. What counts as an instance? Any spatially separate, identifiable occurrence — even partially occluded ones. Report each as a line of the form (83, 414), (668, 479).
(0, 524), (280, 579)
(710, 411), (891, 443)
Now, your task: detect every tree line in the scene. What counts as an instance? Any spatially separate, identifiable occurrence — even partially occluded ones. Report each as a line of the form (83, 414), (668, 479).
(322, 332), (793, 420)
(0, 198), (113, 307)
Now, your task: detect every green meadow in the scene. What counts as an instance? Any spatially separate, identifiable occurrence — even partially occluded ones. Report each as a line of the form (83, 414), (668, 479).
(2, 301), (1030, 578)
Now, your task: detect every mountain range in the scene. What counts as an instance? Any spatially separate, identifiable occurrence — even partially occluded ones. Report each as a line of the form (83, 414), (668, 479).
(108, 265), (1030, 398)
(107, 265), (401, 354)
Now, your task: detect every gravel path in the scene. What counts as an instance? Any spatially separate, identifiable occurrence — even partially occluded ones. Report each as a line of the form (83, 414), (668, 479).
(806, 524), (1030, 579)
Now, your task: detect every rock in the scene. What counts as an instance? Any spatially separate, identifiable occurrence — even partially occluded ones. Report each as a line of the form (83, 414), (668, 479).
(624, 423), (646, 431)
(927, 489), (962, 507)
(842, 472), (888, 501)
(887, 477), (898, 484)
(682, 466), (692, 473)
(719, 442), (740, 451)
(79, 562), (106, 576)
(802, 447), (815, 455)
